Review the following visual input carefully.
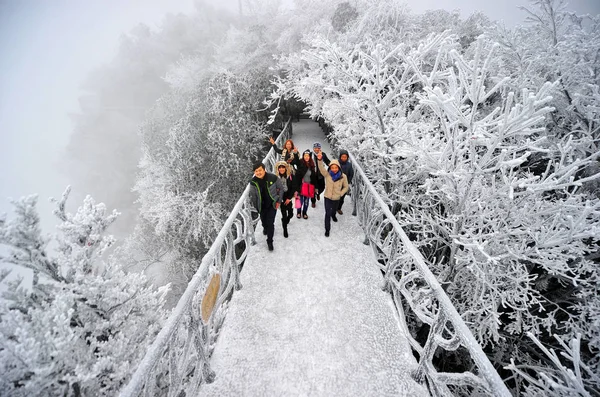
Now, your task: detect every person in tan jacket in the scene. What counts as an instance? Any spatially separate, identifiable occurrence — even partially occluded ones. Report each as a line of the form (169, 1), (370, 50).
(316, 154), (349, 237)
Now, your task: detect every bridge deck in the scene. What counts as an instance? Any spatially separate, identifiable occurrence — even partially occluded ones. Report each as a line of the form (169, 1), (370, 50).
(200, 120), (428, 396)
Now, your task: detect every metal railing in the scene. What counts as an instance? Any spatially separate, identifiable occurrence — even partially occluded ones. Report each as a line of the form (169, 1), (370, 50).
(119, 119), (293, 397)
(348, 152), (511, 397)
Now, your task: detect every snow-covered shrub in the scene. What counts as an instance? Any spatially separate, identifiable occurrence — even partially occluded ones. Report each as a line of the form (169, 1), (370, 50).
(0, 188), (168, 396)
(489, 0), (600, 199)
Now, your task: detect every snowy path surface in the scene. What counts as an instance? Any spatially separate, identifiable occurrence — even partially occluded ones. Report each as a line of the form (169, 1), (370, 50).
(200, 120), (428, 396)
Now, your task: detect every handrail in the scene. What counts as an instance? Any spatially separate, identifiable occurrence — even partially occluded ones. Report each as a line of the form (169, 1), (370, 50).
(119, 118), (293, 397)
(348, 152), (511, 397)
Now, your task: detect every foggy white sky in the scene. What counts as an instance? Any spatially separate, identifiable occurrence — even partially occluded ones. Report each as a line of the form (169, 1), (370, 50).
(0, 0), (201, 232)
(0, 0), (598, 234)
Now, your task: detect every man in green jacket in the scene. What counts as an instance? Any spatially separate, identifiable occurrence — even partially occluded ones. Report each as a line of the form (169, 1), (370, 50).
(249, 162), (284, 251)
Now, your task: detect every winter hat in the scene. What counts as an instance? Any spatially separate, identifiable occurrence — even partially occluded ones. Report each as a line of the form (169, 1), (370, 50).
(313, 142), (322, 149)
(303, 149), (312, 156)
(339, 149), (349, 163)
(329, 159), (342, 170)
(328, 159), (343, 181)
(275, 160), (290, 177)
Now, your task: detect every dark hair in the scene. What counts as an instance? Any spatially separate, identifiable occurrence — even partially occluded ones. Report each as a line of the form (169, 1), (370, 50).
(283, 139), (295, 150)
(253, 162), (265, 171)
(302, 151), (315, 169)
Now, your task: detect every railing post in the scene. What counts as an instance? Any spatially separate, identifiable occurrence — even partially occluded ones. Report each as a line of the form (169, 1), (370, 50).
(229, 229), (243, 291)
(412, 309), (448, 384)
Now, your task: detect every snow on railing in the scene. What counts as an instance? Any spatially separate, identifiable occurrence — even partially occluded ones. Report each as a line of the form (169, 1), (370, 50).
(348, 152), (511, 397)
(119, 119), (293, 397)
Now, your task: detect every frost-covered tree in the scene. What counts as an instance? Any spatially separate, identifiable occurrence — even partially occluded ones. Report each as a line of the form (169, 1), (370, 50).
(131, 0), (318, 293)
(271, 1), (600, 393)
(0, 188), (168, 396)
(135, 72), (267, 280)
(330, 0), (488, 52)
(331, 1), (359, 33)
(490, 0), (600, 188)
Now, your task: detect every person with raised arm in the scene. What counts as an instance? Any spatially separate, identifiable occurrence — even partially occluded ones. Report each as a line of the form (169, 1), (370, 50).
(269, 136), (300, 170)
(316, 153), (348, 237)
(249, 162), (284, 251)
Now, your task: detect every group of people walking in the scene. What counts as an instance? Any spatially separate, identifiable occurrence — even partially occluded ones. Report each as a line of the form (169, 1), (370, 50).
(249, 137), (354, 251)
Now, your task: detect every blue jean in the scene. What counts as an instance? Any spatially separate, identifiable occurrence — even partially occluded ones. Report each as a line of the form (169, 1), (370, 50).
(297, 196), (310, 215)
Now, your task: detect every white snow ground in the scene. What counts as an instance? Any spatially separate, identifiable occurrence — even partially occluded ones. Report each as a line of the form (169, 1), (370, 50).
(200, 120), (428, 396)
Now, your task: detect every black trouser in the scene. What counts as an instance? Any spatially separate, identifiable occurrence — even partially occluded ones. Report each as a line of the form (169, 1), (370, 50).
(324, 198), (339, 233)
(280, 201), (293, 226)
(338, 193), (347, 210)
(260, 207), (277, 244)
(311, 178), (325, 204)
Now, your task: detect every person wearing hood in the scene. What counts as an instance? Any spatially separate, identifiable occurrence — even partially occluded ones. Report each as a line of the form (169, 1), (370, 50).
(337, 149), (354, 215)
(274, 160), (298, 238)
(316, 154), (349, 237)
(249, 162), (284, 251)
(311, 142), (330, 207)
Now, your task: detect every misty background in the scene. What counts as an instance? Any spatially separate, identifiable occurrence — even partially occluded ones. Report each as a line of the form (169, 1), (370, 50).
(1, 1), (599, 394)
(1, 0), (599, 237)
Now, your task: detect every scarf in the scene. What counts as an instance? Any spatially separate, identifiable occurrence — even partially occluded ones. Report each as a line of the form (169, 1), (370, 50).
(329, 169), (342, 182)
(278, 173), (288, 193)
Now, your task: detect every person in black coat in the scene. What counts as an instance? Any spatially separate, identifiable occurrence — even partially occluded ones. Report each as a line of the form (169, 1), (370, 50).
(295, 150), (318, 219)
(311, 142), (330, 207)
(274, 160), (299, 238)
(249, 162), (284, 251)
(337, 149), (354, 215)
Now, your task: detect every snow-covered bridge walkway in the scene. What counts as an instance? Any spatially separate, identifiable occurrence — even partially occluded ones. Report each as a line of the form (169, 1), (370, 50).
(201, 120), (428, 396)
